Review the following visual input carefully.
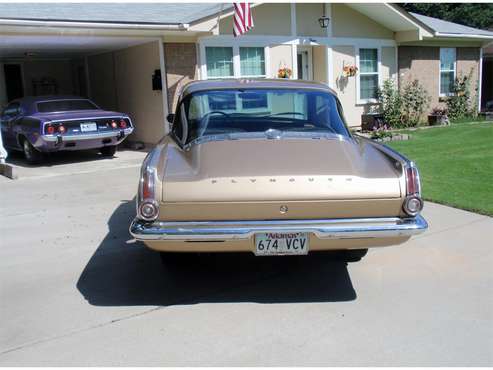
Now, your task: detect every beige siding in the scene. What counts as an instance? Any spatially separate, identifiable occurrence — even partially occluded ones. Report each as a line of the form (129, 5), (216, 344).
(88, 41), (165, 145)
(295, 3), (326, 37)
(113, 42), (165, 144)
(219, 4), (291, 36)
(269, 44), (293, 78)
(332, 46), (382, 126)
(332, 4), (393, 39)
(381, 46), (397, 81)
(312, 46), (328, 83)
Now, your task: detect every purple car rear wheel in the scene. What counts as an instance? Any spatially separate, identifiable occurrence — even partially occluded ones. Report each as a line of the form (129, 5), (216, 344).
(100, 145), (117, 157)
(23, 139), (43, 164)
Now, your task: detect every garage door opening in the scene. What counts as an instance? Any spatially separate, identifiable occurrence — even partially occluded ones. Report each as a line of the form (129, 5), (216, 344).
(0, 35), (166, 146)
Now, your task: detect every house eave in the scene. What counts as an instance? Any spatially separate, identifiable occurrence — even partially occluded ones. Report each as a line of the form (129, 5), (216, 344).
(0, 17), (190, 31)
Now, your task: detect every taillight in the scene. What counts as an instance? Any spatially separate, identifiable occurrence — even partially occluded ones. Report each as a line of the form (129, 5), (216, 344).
(119, 119), (127, 129)
(141, 167), (155, 199)
(46, 125), (55, 135)
(405, 166), (420, 195)
(58, 125), (66, 134)
(138, 165), (158, 221)
(111, 120), (117, 129)
(403, 164), (423, 216)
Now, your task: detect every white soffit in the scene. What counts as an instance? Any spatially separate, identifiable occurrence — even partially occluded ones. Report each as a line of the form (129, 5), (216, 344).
(0, 35), (157, 59)
(346, 3), (426, 33)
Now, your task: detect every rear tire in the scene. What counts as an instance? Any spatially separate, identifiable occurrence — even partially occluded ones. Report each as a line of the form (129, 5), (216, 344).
(22, 138), (43, 164)
(342, 249), (368, 262)
(100, 145), (117, 157)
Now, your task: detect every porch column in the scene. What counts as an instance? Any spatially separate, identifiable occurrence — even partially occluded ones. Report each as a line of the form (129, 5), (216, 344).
(326, 45), (334, 89)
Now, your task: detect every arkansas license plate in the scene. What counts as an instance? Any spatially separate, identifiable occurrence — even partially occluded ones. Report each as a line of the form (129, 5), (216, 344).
(80, 122), (97, 132)
(254, 232), (309, 256)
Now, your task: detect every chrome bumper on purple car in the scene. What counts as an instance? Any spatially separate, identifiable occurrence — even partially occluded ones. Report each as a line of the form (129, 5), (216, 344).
(42, 128), (133, 143)
(129, 215), (428, 241)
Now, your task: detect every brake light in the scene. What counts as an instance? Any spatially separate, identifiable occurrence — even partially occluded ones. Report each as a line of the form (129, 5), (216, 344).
(111, 120), (117, 129)
(119, 119), (127, 129)
(58, 125), (66, 134)
(141, 168), (154, 199)
(46, 125), (55, 135)
(405, 166), (420, 195)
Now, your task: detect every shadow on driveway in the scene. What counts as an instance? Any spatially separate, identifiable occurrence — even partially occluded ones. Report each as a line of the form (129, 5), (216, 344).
(6, 148), (139, 168)
(76, 200), (357, 306)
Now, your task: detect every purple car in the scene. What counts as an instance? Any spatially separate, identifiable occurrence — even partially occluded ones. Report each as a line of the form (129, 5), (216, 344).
(0, 96), (134, 163)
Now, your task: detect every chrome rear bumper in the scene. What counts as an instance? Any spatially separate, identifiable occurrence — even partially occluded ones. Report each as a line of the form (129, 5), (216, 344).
(129, 215), (428, 241)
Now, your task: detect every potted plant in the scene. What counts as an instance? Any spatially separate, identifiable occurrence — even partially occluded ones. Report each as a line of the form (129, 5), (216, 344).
(343, 65), (358, 78)
(428, 107), (450, 126)
(277, 67), (292, 79)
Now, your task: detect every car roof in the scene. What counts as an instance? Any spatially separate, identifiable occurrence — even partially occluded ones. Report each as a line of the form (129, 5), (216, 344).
(8, 96), (97, 114)
(181, 79), (338, 97)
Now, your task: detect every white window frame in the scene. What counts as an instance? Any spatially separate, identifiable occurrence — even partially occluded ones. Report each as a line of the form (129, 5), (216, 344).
(439, 47), (456, 97)
(356, 47), (381, 105)
(200, 44), (270, 80)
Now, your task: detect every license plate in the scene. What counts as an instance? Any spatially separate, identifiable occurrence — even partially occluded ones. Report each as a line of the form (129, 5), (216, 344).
(80, 122), (97, 132)
(254, 232), (309, 256)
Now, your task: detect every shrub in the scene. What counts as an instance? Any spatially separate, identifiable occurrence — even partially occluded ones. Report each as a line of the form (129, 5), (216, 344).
(377, 79), (430, 128)
(446, 69), (476, 121)
(377, 79), (402, 128)
(400, 80), (430, 127)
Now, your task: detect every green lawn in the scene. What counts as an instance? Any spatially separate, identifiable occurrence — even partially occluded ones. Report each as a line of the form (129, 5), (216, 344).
(386, 122), (493, 216)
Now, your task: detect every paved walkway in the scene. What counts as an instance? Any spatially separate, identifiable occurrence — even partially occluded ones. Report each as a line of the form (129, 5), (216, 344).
(0, 154), (492, 366)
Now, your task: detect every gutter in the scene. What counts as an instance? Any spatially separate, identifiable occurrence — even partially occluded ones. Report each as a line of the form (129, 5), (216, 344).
(0, 18), (189, 30)
(434, 32), (493, 40)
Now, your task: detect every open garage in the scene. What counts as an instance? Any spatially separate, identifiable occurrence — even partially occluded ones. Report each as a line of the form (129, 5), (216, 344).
(0, 33), (167, 146)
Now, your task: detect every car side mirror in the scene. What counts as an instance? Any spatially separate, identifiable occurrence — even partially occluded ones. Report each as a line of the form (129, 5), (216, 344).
(166, 113), (175, 124)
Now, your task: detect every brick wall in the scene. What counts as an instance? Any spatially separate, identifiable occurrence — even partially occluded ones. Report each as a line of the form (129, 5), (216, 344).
(163, 43), (198, 112)
(398, 46), (480, 112)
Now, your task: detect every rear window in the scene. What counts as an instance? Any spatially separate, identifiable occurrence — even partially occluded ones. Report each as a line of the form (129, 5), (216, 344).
(37, 100), (98, 113)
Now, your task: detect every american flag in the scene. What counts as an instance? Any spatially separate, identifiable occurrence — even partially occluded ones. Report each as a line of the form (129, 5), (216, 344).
(233, 3), (254, 37)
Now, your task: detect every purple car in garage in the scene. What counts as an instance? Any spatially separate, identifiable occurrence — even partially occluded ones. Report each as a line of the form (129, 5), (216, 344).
(0, 96), (134, 163)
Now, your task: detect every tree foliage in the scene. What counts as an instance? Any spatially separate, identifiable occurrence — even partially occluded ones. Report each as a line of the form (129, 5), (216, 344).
(401, 3), (493, 31)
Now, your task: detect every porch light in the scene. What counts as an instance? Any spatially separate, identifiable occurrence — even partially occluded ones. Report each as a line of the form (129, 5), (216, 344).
(318, 5), (330, 29)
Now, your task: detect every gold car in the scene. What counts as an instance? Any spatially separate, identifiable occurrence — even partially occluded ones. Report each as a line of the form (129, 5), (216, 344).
(130, 79), (427, 260)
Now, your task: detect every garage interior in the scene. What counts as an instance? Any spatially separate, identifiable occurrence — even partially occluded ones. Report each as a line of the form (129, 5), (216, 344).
(0, 35), (166, 145)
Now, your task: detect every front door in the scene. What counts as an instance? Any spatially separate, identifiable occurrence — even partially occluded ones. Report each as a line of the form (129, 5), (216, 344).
(297, 51), (308, 80)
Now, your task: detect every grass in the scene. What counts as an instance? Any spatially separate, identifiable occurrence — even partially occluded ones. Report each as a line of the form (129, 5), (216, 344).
(386, 121), (493, 216)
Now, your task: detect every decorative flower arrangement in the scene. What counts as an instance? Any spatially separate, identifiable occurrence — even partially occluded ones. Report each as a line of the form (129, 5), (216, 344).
(277, 67), (292, 79)
(343, 65), (358, 77)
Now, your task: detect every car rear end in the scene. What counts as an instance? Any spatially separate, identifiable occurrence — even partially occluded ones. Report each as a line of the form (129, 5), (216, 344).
(36, 115), (133, 152)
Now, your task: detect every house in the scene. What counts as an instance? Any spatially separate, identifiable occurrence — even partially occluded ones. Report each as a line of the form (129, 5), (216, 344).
(1, 3), (492, 146)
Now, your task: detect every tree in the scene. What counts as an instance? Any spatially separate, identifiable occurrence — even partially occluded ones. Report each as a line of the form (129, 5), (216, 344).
(401, 3), (493, 31)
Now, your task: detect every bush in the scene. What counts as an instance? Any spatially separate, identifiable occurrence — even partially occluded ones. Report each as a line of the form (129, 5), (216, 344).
(400, 80), (430, 127)
(377, 79), (402, 128)
(446, 69), (476, 121)
(377, 79), (430, 128)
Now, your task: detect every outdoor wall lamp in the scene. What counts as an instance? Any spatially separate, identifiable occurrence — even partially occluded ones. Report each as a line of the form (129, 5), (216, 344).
(318, 4), (330, 29)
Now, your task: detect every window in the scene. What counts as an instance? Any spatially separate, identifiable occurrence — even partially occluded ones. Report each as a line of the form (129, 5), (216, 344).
(440, 48), (456, 96)
(240, 47), (265, 77)
(205, 47), (234, 78)
(359, 48), (379, 101)
(180, 89), (350, 145)
(203, 45), (268, 79)
(36, 99), (98, 113)
(2, 102), (20, 117)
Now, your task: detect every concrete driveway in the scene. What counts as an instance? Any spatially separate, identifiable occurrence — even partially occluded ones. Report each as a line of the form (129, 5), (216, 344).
(0, 152), (492, 366)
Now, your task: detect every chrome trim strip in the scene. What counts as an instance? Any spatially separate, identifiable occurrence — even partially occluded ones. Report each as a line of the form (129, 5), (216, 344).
(129, 215), (428, 241)
(43, 115), (129, 124)
(42, 128), (133, 142)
